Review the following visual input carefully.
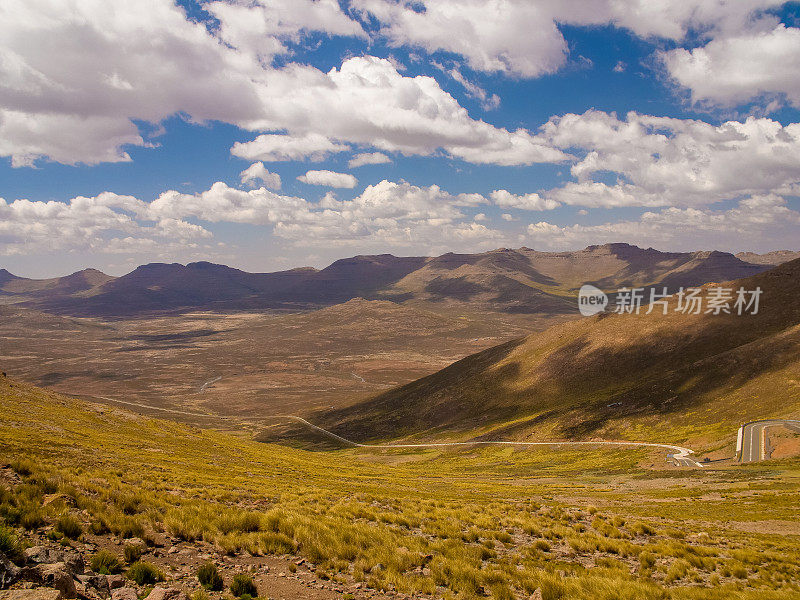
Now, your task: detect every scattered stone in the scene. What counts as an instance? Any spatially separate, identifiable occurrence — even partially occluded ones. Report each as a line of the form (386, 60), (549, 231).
(143, 588), (188, 600)
(166, 547), (179, 556)
(0, 588), (62, 600)
(110, 589), (137, 600)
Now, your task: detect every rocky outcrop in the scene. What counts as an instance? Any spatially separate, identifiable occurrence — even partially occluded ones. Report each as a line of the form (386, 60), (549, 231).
(0, 552), (20, 588)
(0, 588), (62, 600)
(26, 564), (76, 600)
(23, 549), (83, 577)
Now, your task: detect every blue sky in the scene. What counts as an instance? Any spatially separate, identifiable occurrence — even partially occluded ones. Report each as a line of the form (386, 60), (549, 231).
(2, 0), (800, 277)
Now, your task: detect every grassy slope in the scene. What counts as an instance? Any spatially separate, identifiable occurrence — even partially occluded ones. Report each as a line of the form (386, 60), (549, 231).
(2, 376), (800, 599)
(314, 259), (800, 449)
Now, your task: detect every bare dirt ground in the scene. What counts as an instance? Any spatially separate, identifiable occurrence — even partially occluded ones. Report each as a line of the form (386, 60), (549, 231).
(0, 300), (570, 427)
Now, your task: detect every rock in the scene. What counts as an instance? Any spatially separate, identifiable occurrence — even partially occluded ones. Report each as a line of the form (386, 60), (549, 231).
(110, 589), (137, 600)
(76, 574), (110, 599)
(124, 540), (144, 550)
(23, 548), (83, 576)
(0, 588), (62, 600)
(34, 563), (77, 599)
(106, 576), (124, 591)
(166, 547), (179, 556)
(1, 551), (21, 588)
(42, 494), (75, 508)
(143, 589), (188, 600)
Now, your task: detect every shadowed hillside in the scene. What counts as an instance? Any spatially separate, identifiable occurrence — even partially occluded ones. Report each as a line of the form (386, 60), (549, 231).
(308, 258), (800, 447)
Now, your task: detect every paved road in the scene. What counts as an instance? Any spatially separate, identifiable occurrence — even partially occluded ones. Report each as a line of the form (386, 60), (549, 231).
(87, 395), (703, 467)
(738, 419), (800, 463)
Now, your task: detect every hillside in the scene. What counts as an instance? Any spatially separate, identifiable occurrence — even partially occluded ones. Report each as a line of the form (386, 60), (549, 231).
(312, 258), (800, 448)
(2, 375), (800, 600)
(0, 244), (777, 317)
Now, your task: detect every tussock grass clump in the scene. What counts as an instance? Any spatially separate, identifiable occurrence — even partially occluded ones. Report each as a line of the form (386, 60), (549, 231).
(639, 551), (656, 570)
(259, 531), (296, 555)
(127, 561), (165, 585)
(533, 539), (551, 552)
(54, 514), (82, 539)
(19, 506), (45, 531)
(631, 522), (656, 536)
(90, 549), (122, 575)
(123, 543), (143, 564)
(107, 513), (145, 539)
(0, 524), (21, 560)
(230, 573), (257, 598)
(197, 562), (224, 591)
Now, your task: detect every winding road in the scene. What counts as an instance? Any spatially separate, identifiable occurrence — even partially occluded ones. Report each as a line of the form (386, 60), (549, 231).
(737, 419), (800, 463)
(87, 395), (703, 467)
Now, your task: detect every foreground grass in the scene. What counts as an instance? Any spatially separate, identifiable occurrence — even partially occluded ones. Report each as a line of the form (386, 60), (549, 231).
(1, 377), (799, 599)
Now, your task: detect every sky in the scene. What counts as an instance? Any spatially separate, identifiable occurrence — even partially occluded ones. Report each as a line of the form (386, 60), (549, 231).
(2, 0), (800, 277)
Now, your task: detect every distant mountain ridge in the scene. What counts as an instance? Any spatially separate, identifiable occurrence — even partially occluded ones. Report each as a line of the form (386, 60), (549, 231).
(0, 244), (791, 317)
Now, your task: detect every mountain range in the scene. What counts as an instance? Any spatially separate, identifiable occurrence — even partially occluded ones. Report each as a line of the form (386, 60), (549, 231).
(304, 256), (800, 450)
(1, 243), (791, 317)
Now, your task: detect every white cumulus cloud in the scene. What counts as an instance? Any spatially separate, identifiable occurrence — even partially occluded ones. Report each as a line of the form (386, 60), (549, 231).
(541, 110), (800, 207)
(348, 152), (392, 168)
(490, 189), (559, 211)
(297, 170), (358, 188)
(239, 162), (282, 189)
(662, 23), (800, 108)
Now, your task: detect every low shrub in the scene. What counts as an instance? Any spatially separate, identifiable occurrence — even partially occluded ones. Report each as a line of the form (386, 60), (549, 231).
(55, 514), (83, 539)
(230, 573), (257, 598)
(127, 561), (165, 585)
(123, 543), (143, 564)
(19, 507), (45, 531)
(0, 524), (21, 560)
(197, 562), (224, 591)
(639, 551), (656, 570)
(90, 549), (122, 575)
(534, 539), (551, 552)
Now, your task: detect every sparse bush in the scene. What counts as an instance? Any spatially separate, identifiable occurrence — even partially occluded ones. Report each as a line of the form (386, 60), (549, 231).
(127, 561), (164, 585)
(9, 459), (34, 477)
(0, 524), (21, 560)
(19, 505), (45, 531)
(108, 514), (144, 539)
(55, 514), (83, 539)
(230, 573), (257, 598)
(197, 562), (224, 591)
(90, 519), (110, 535)
(259, 531), (295, 555)
(90, 549), (122, 575)
(123, 543), (143, 564)
(732, 565), (749, 579)
(639, 551), (656, 570)
(534, 539), (551, 552)
(631, 522), (656, 536)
